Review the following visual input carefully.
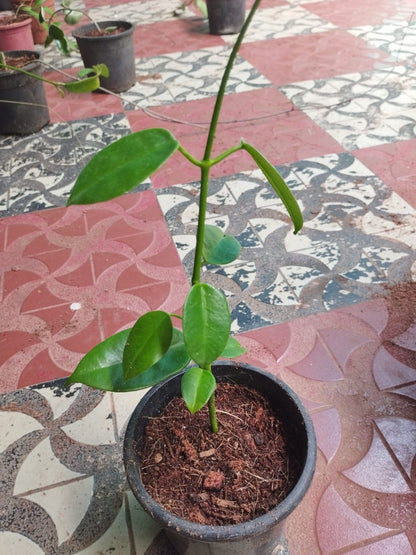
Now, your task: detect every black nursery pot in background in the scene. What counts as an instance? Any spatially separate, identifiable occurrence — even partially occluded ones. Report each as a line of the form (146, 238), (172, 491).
(124, 362), (317, 555)
(206, 0), (246, 35)
(73, 20), (136, 93)
(0, 50), (49, 134)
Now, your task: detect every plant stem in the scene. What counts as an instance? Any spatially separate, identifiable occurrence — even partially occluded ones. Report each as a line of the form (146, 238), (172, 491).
(192, 0), (263, 285)
(208, 390), (218, 433)
(190, 0), (264, 433)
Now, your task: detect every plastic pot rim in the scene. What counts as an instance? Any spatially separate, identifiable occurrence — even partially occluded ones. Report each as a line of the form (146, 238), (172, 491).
(123, 361), (317, 543)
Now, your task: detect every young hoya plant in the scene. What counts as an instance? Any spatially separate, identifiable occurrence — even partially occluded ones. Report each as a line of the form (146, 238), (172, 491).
(65, 0), (303, 433)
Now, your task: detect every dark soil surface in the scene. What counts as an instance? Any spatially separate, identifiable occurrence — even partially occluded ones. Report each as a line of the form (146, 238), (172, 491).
(0, 53), (37, 71)
(0, 15), (30, 25)
(83, 25), (126, 37)
(140, 382), (299, 526)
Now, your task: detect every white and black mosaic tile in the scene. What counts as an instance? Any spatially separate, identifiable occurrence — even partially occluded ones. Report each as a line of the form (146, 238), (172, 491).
(156, 152), (416, 332)
(0, 114), (131, 217)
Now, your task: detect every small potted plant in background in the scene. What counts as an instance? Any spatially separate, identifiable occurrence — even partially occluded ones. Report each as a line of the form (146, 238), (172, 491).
(0, 0), (34, 50)
(64, 0), (316, 552)
(9, 0), (54, 44)
(176, 0), (246, 35)
(34, 0), (136, 92)
(0, 50), (106, 134)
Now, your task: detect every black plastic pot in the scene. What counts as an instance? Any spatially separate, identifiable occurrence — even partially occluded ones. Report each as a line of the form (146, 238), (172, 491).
(206, 0), (246, 35)
(124, 362), (316, 555)
(72, 20), (136, 93)
(0, 50), (49, 134)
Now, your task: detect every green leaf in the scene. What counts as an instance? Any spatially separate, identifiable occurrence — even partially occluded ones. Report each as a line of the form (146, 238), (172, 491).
(241, 142), (303, 234)
(123, 311), (173, 381)
(221, 335), (246, 358)
(181, 367), (216, 413)
(65, 328), (190, 392)
(65, 329), (130, 390)
(64, 10), (83, 25)
(203, 225), (241, 265)
(67, 129), (179, 205)
(194, 0), (208, 17)
(183, 283), (230, 368)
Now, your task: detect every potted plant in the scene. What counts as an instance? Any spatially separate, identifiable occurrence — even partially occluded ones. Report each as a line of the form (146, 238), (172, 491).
(9, 0), (54, 44)
(0, 1), (34, 50)
(206, 0), (246, 35)
(64, 0), (316, 552)
(35, 0), (136, 93)
(0, 51), (106, 133)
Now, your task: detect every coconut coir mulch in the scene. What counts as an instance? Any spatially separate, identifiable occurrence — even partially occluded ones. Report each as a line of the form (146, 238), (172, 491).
(140, 382), (299, 526)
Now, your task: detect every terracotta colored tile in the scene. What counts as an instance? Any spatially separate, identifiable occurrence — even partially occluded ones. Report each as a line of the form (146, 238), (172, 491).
(354, 140), (416, 210)
(311, 407), (342, 464)
(316, 485), (393, 552)
(133, 18), (224, 58)
(44, 68), (124, 124)
(305, 0), (399, 27)
(373, 346), (416, 390)
(347, 533), (414, 554)
(128, 87), (342, 187)
(17, 348), (73, 389)
(240, 30), (388, 85)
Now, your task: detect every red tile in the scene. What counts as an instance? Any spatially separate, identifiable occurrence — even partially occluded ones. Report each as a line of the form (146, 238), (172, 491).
(373, 346), (415, 390)
(240, 30), (388, 85)
(55, 258), (95, 287)
(354, 140), (416, 210)
(128, 87), (342, 187)
(17, 348), (73, 389)
(347, 534), (413, 554)
(311, 407), (342, 464)
(20, 284), (69, 312)
(44, 67), (124, 123)
(305, 0), (399, 27)
(316, 485), (394, 552)
(133, 19), (224, 58)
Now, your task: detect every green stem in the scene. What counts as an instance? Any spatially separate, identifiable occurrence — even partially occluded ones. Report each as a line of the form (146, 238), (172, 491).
(208, 390), (218, 433)
(192, 0), (263, 286)
(191, 164), (210, 284)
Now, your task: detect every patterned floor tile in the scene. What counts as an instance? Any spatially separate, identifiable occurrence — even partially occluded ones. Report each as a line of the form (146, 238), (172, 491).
(156, 153), (416, 332)
(0, 115), (131, 218)
(122, 46), (271, 109)
(1, 0), (415, 552)
(0, 193), (189, 392)
(222, 3), (336, 44)
(127, 86), (342, 187)
(240, 30), (388, 86)
(353, 139), (416, 209)
(281, 66), (416, 150)
(349, 14), (416, 64)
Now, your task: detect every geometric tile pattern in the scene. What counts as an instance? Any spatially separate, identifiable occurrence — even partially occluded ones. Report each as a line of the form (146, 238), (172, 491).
(1, 294), (415, 553)
(157, 153), (416, 331)
(0, 193), (189, 391)
(0, 0), (415, 553)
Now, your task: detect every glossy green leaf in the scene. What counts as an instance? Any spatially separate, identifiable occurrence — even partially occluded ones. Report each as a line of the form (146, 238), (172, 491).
(181, 367), (216, 414)
(183, 283), (230, 368)
(123, 311), (173, 381)
(67, 129), (179, 205)
(65, 329), (130, 390)
(241, 142), (303, 233)
(62, 66), (106, 93)
(221, 336), (246, 358)
(65, 328), (189, 392)
(203, 225), (241, 265)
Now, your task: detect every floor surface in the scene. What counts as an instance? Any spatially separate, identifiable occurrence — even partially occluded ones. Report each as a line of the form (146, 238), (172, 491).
(0, 0), (415, 553)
